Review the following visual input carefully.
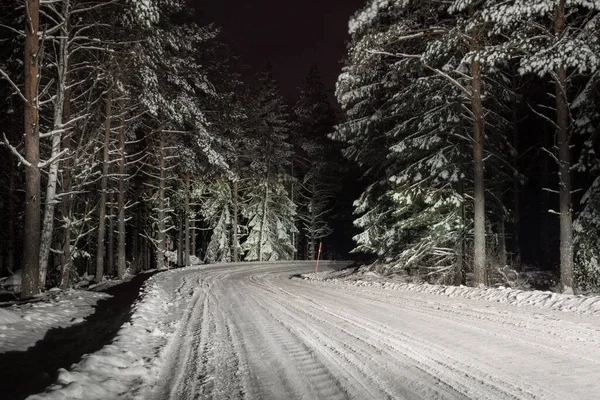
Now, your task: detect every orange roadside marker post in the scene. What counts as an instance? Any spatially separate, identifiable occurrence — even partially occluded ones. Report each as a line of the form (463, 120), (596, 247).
(313, 242), (322, 279)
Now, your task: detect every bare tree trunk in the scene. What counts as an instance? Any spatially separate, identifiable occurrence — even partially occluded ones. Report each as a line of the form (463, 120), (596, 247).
(145, 239), (151, 271)
(511, 75), (521, 265)
(108, 193), (115, 276)
(22, 0), (42, 298)
(177, 215), (183, 267)
(540, 124), (551, 267)
(555, 0), (573, 293)
(60, 173), (72, 289)
(499, 219), (507, 267)
(8, 155), (15, 274)
(95, 84), (112, 283)
(258, 180), (269, 262)
(191, 216), (196, 258)
(291, 162), (296, 260)
(232, 179), (239, 262)
(59, 57), (72, 289)
(471, 56), (487, 287)
(184, 172), (191, 266)
(131, 191), (141, 273)
(556, 69), (574, 290)
(156, 135), (166, 270)
(454, 180), (466, 286)
(39, 0), (70, 287)
(117, 114), (126, 278)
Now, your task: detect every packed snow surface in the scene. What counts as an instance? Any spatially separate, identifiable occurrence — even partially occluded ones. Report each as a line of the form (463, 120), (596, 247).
(30, 262), (600, 399)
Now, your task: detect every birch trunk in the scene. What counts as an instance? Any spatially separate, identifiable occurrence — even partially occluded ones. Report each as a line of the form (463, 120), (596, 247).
(22, 0), (42, 298)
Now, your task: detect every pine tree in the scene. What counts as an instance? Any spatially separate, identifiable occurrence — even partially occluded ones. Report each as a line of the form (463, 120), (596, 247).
(240, 68), (296, 261)
(573, 74), (600, 292)
(336, 0), (515, 283)
(482, 0), (600, 293)
(292, 66), (338, 260)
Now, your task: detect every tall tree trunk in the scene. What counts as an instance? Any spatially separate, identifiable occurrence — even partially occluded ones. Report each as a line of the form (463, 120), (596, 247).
(471, 57), (486, 286)
(8, 155), (15, 274)
(131, 190), (141, 273)
(117, 114), (126, 278)
(291, 161), (296, 260)
(60, 172), (72, 289)
(184, 172), (191, 266)
(39, 0), (70, 288)
(59, 54), (72, 290)
(511, 75), (521, 265)
(540, 125), (552, 267)
(177, 215), (183, 267)
(555, 0), (573, 293)
(191, 216), (196, 258)
(454, 180), (466, 286)
(95, 84), (112, 283)
(232, 179), (239, 262)
(156, 135), (166, 270)
(308, 183), (316, 261)
(499, 219), (507, 267)
(22, 0), (41, 298)
(108, 193), (115, 276)
(258, 180), (269, 262)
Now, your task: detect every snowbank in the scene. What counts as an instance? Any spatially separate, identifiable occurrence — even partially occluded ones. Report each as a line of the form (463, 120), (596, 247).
(27, 265), (210, 399)
(304, 270), (600, 316)
(0, 290), (110, 352)
(0, 308), (22, 324)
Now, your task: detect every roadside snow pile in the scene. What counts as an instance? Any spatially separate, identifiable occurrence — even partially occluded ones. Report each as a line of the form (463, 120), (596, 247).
(304, 270), (600, 316)
(0, 290), (110, 352)
(28, 266), (207, 400)
(164, 250), (201, 266)
(0, 308), (22, 324)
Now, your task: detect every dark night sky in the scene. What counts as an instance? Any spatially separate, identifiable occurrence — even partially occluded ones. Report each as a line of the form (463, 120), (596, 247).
(192, 0), (365, 103)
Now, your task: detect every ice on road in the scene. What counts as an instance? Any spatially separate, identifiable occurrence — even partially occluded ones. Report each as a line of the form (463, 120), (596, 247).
(142, 262), (600, 400)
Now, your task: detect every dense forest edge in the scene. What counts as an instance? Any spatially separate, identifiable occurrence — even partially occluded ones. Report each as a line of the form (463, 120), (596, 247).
(1, 0), (600, 298)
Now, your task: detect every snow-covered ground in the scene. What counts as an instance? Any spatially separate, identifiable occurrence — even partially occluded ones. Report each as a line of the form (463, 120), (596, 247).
(0, 289), (110, 353)
(18, 261), (600, 399)
(306, 268), (600, 316)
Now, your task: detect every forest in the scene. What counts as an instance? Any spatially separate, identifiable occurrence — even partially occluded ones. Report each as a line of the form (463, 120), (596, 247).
(1, 0), (600, 299)
(0, 0), (348, 298)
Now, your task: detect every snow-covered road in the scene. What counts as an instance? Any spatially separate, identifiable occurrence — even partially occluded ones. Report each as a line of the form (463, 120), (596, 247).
(139, 261), (600, 400)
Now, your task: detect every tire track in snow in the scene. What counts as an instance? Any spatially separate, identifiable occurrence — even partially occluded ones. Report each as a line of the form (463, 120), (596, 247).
(259, 279), (545, 400)
(143, 262), (600, 400)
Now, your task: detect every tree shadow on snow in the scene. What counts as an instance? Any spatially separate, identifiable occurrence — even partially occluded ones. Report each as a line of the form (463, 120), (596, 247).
(0, 272), (155, 400)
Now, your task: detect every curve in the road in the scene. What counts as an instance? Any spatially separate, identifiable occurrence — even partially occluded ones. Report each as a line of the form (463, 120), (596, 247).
(145, 262), (600, 400)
